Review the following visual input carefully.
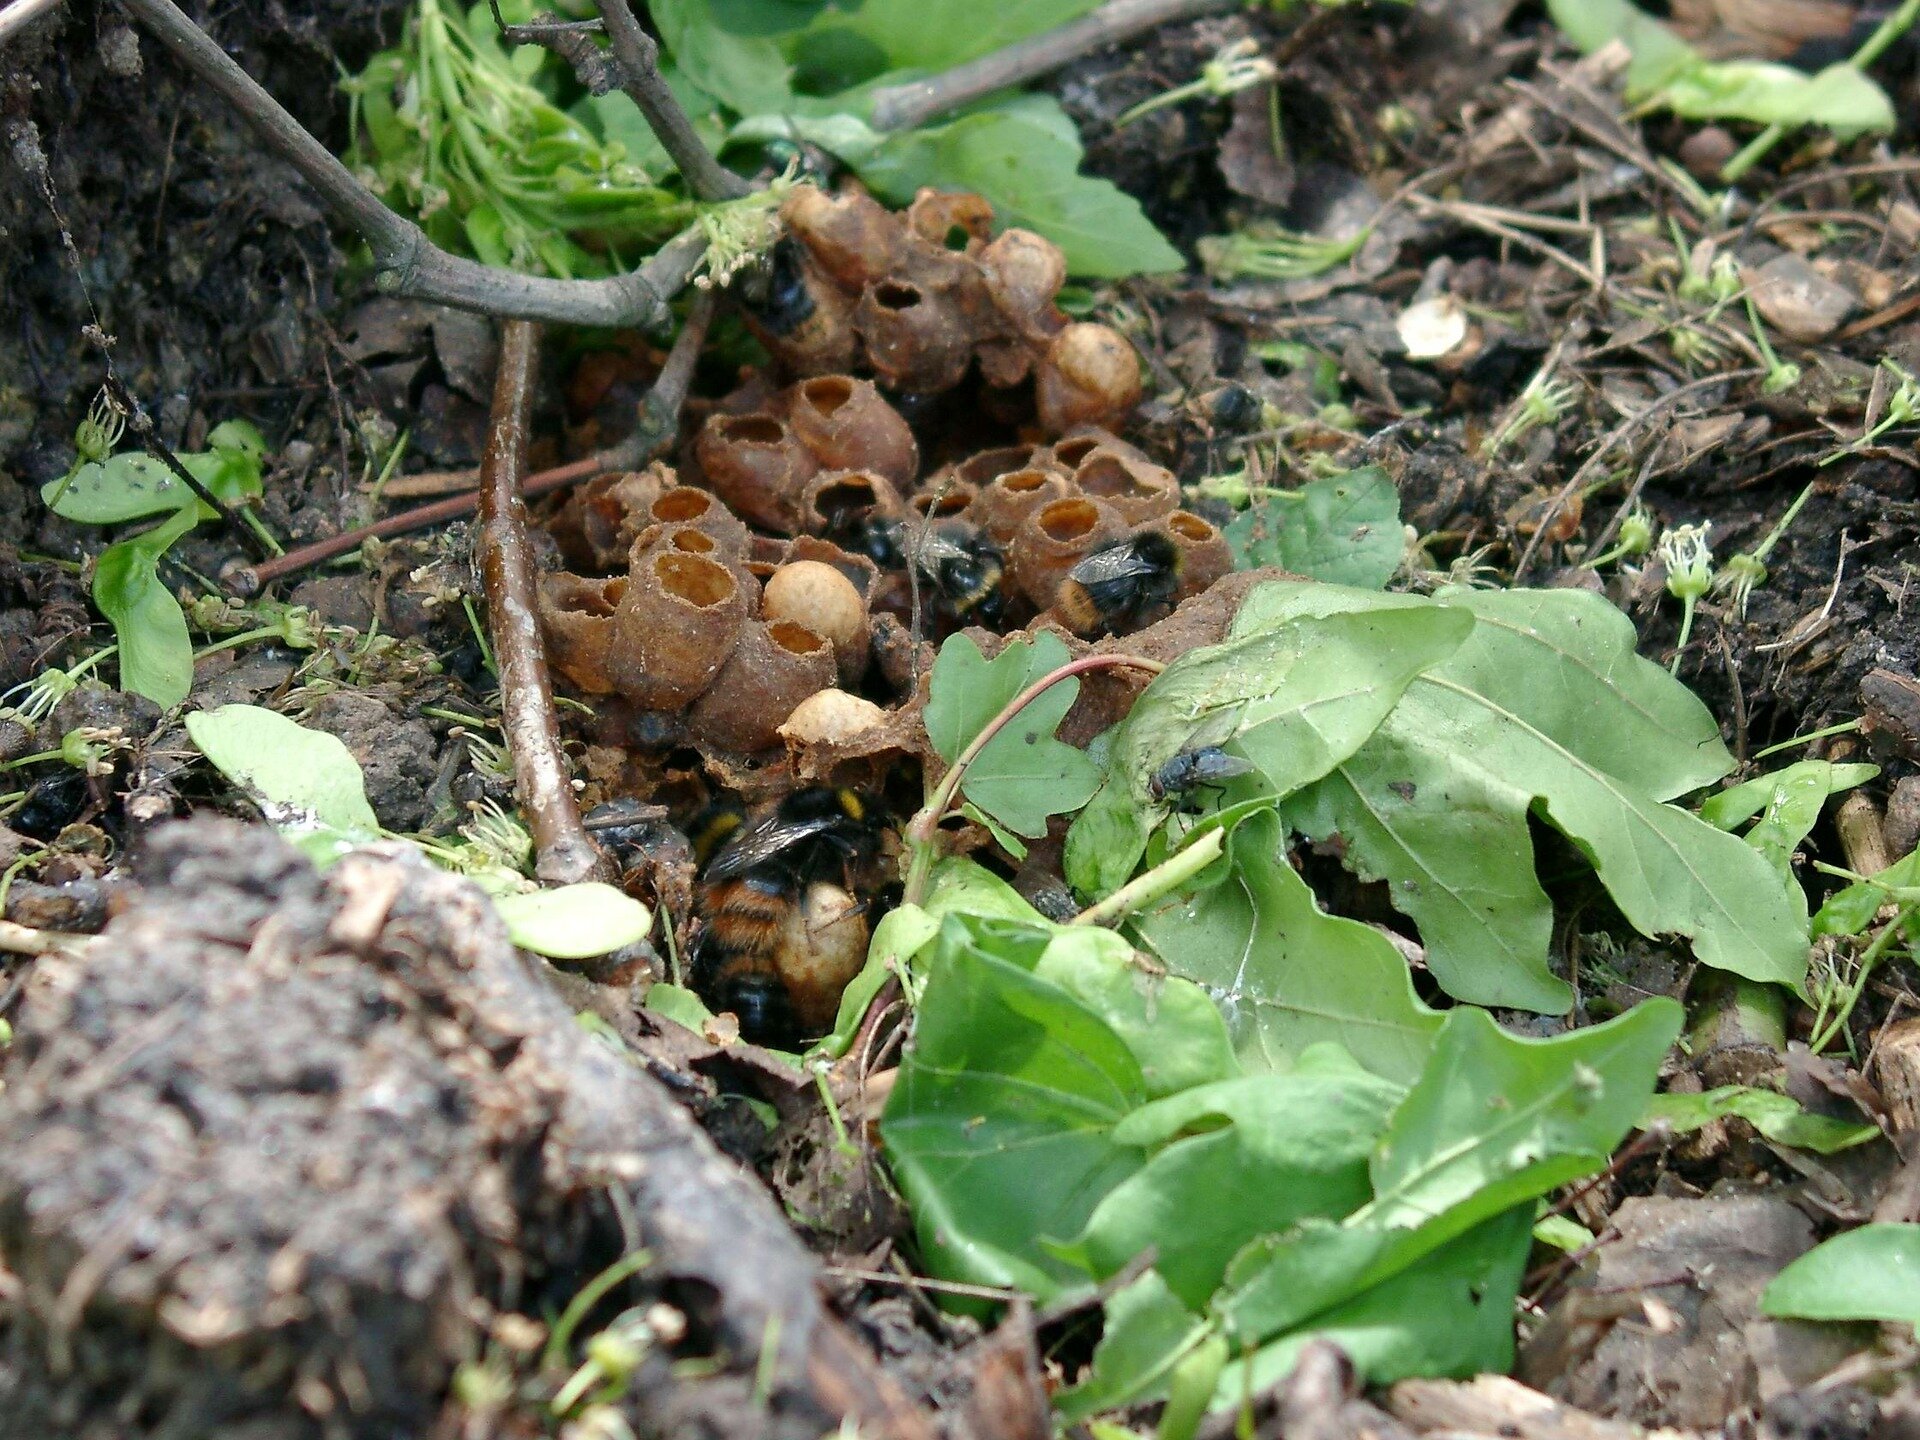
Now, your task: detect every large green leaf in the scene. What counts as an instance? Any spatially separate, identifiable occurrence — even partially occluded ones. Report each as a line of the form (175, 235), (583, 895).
(1238, 582), (1808, 1010)
(1054, 1271), (1211, 1423)
(1761, 1224), (1920, 1324)
(880, 917), (1156, 1300)
(95, 506), (200, 708)
(1064, 604), (1474, 897)
(654, 0), (795, 114)
(493, 883), (653, 958)
(47, 423), (265, 526)
(1224, 468), (1406, 589)
(1065, 1050), (1401, 1308)
(798, 0), (1101, 76)
(855, 96), (1180, 278)
(1133, 812), (1445, 1086)
(186, 703), (382, 862)
(1217, 1000), (1682, 1346)
(924, 630), (1099, 838)
(1218, 1206), (1534, 1399)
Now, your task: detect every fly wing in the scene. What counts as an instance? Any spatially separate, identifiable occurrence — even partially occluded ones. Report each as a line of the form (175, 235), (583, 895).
(703, 813), (845, 880)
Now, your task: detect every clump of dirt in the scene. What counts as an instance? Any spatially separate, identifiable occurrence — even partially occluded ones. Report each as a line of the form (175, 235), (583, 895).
(0, 818), (922, 1439)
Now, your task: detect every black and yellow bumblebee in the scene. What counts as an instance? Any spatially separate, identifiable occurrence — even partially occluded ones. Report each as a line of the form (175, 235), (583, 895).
(1056, 531), (1182, 637)
(690, 787), (883, 1046)
(1147, 745), (1253, 812)
(855, 515), (1007, 627)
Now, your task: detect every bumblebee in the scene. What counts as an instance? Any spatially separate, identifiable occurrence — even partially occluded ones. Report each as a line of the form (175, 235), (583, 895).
(737, 235), (816, 339)
(856, 515), (1007, 626)
(1056, 531), (1182, 637)
(691, 787), (883, 1046)
(1147, 745), (1253, 811)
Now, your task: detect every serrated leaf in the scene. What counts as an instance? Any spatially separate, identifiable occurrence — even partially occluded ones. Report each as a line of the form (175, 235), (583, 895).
(95, 507), (200, 708)
(1217, 1000), (1681, 1347)
(1240, 582), (1808, 1010)
(1645, 1085), (1879, 1153)
(854, 96), (1180, 278)
(1761, 1224), (1920, 1324)
(1224, 468), (1405, 589)
(924, 630), (1099, 838)
(1065, 604), (1473, 897)
(493, 882), (652, 959)
(1134, 811), (1445, 1085)
(186, 703), (381, 862)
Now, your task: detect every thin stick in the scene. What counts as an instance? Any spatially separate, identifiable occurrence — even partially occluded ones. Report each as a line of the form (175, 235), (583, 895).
(477, 322), (611, 887)
(101, 375), (275, 561)
(227, 295), (716, 595)
(867, 0), (1237, 132)
(597, 0), (748, 202)
(0, 0), (62, 45)
(114, 0), (702, 329)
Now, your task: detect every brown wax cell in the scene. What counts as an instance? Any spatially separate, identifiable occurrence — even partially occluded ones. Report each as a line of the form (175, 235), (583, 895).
(688, 619), (837, 753)
(800, 469), (903, 541)
(1074, 447), (1179, 525)
(747, 243), (859, 376)
(784, 375), (918, 484)
(537, 572), (626, 695)
(605, 550), (750, 710)
(905, 189), (994, 251)
(546, 466), (673, 573)
(855, 277), (973, 395)
(693, 411), (817, 534)
(1010, 496), (1124, 612)
(1035, 323), (1144, 435)
(783, 184), (900, 291)
(970, 466), (1071, 545)
(643, 485), (751, 555)
(762, 559), (869, 683)
(1156, 510), (1233, 600)
(979, 227), (1067, 345)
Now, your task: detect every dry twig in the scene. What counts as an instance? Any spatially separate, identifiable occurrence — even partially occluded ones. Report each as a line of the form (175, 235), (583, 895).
(476, 322), (611, 887)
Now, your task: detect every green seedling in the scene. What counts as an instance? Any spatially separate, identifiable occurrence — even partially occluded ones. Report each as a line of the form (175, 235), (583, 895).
(1824, 358), (1920, 464)
(1115, 37), (1278, 128)
(0, 647), (118, 727)
(1196, 222), (1368, 282)
(1714, 481), (1814, 616)
(1656, 521), (1713, 672)
(1743, 294), (1802, 395)
(1482, 368), (1578, 456)
(0, 725), (127, 778)
(1587, 506), (1655, 568)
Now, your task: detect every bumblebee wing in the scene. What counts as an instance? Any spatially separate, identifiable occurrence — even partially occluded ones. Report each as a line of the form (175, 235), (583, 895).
(703, 813), (846, 879)
(1067, 544), (1163, 587)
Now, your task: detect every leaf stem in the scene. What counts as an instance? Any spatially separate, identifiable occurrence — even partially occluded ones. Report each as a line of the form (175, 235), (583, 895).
(901, 652), (1162, 905)
(1071, 827), (1224, 927)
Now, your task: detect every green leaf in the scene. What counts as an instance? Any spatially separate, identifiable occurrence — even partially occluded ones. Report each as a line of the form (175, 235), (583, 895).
(1761, 1224), (1920, 1324)
(1134, 811), (1445, 1086)
(95, 507), (200, 708)
(880, 915), (1153, 1300)
(494, 882), (653, 959)
(1645, 1086), (1880, 1154)
(1224, 468), (1406, 589)
(1814, 848), (1920, 938)
(186, 703), (381, 862)
(644, 981), (721, 1032)
(653, 0), (795, 114)
(798, 0), (1099, 76)
(1216, 1000), (1682, 1347)
(924, 630), (1099, 838)
(1214, 1206), (1534, 1397)
(1065, 603), (1473, 897)
(1546, 0), (1894, 135)
(854, 96), (1180, 279)
(1054, 1271), (1210, 1423)
(1068, 1053), (1402, 1307)
(1242, 582), (1808, 1010)
(1701, 760), (1877, 890)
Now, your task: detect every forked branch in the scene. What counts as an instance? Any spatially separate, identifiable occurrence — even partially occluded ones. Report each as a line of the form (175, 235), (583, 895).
(114, 0), (705, 328)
